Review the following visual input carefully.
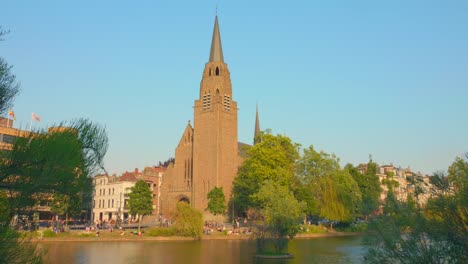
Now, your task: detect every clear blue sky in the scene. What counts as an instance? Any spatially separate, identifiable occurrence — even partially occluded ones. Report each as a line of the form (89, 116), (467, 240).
(2, 1), (467, 175)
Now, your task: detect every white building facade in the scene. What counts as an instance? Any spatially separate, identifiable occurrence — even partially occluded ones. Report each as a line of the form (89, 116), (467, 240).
(92, 174), (136, 222)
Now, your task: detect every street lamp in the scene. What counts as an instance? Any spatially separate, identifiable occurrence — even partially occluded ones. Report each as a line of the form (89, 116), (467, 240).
(231, 194), (235, 223)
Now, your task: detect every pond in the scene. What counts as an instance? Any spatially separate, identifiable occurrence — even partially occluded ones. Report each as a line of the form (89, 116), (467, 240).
(39, 236), (366, 264)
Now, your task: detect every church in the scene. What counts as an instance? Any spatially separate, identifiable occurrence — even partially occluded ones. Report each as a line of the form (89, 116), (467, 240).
(160, 16), (260, 217)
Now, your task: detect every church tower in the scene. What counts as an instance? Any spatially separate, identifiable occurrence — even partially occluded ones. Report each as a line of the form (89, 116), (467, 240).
(192, 16), (238, 211)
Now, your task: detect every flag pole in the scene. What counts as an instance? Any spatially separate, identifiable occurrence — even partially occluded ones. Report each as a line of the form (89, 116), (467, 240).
(29, 113), (32, 131)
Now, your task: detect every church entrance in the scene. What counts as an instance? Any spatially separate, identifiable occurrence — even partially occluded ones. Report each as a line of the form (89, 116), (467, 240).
(178, 196), (190, 204)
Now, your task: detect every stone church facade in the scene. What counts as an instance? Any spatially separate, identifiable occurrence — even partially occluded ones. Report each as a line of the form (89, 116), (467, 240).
(160, 16), (258, 217)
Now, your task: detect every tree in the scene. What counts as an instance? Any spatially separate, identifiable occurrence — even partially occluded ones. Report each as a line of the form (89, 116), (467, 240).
(50, 194), (80, 225)
(0, 226), (43, 264)
(0, 57), (20, 115)
(254, 180), (305, 254)
(346, 160), (382, 219)
(173, 202), (203, 239)
(128, 180), (153, 232)
(295, 146), (361, 226)
(206, 186), (226, 215)
(0, 119), (108, 221)
(365, 154), (468, 263)
(232, 131), (299, 212)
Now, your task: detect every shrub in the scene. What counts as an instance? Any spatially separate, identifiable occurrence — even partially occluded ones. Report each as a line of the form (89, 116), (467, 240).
(299, 224), (328, 234)
(173, 202), (203, 239)
(42, 229), (56, 238)
(146, 227), (176, 237)
(79, 232), (95, 238)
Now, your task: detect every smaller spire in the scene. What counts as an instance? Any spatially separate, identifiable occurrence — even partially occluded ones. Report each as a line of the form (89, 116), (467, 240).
(254, 104), (261, 145)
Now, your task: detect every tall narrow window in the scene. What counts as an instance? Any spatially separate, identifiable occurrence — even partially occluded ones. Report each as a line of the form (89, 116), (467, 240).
(203, 92), (211, 110)
(224, 95), (231, 110)
(215, 67), (219, 76)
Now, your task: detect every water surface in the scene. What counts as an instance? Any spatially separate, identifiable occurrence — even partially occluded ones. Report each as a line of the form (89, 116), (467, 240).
(39, 236), (365, 264)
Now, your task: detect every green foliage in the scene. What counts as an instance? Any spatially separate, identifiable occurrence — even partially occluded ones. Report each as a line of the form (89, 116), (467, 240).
(173, 202), (203, 239)
(296, 146), (361, 225)
(255, 180), (305, 239)
(346, 160), (382, 218)
(42, 229), (56, 238)
(232, 131), (300, 212)
(128, 180), (153, 232)
(382, 171), (399, 192)
(0, 57), (20, 115)
(79, 232), (95, 238)
(146, 227), (176, 237)
(206, 186), (226, 215)
(0, 226), (43, 264)
(254, 180), (305, 254)
(0, 191), (10, 224)
(335, 222), (368, 233)
(298, 224), (328, 234)
(50, 194), (80, 224)
(365, 154), (468, 263)
(0, 119), (108, 220)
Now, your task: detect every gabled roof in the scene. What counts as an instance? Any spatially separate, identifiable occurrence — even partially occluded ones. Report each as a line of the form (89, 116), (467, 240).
(120, 172), (137, 182)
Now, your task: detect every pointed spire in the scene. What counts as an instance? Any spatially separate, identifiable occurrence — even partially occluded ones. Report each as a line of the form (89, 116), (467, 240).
(209, 16), (224, 62)
(254, 104), (261, 145)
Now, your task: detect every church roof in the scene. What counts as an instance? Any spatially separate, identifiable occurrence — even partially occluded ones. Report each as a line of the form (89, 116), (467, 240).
(209, 16), (224, 62)
(238, 142), (251, 158)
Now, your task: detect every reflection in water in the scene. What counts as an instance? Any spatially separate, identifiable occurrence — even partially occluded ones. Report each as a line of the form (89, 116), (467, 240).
(39, 236), (365, 264)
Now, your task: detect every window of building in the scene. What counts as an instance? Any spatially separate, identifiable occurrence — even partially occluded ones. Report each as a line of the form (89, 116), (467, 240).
(1, 134), (17, 144)
(99, 200), (101, 208)
(224, 95), (231, 110)
(112, 199), (114, 208)
(203, 92), (211, 110)
(216, 67), (219, 76)
(99, 189), (102, 196)
(108, 200), (110, 208)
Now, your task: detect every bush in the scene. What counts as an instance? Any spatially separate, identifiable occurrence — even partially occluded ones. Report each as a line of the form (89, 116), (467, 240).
(335, 222), (367, 232)
(173, 202), (203, 239)
(0, 226), (43, 263)
(146, 227), (176, 237)
(79, 232), (95, 238)
(42, 229), (56, 238)
(299, 224), (328, 234)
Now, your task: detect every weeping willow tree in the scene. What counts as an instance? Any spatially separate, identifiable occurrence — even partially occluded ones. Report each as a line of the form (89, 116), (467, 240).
(0, 119), (108, 263)
(0, 119), (108, 222)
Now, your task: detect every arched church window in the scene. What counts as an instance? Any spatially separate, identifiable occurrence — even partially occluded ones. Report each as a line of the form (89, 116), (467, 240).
(209, 68), (212, 76)
(215, 67), (219, 76)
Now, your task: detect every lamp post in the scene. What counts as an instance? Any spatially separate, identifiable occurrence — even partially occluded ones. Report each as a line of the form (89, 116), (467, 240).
(117, 192), (122, 227)
(231, 194), (235, 224)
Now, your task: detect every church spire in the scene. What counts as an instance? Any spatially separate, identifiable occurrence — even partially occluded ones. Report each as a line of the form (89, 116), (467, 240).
(254, 104), (261, 145)
(209, 16), (224, 62)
